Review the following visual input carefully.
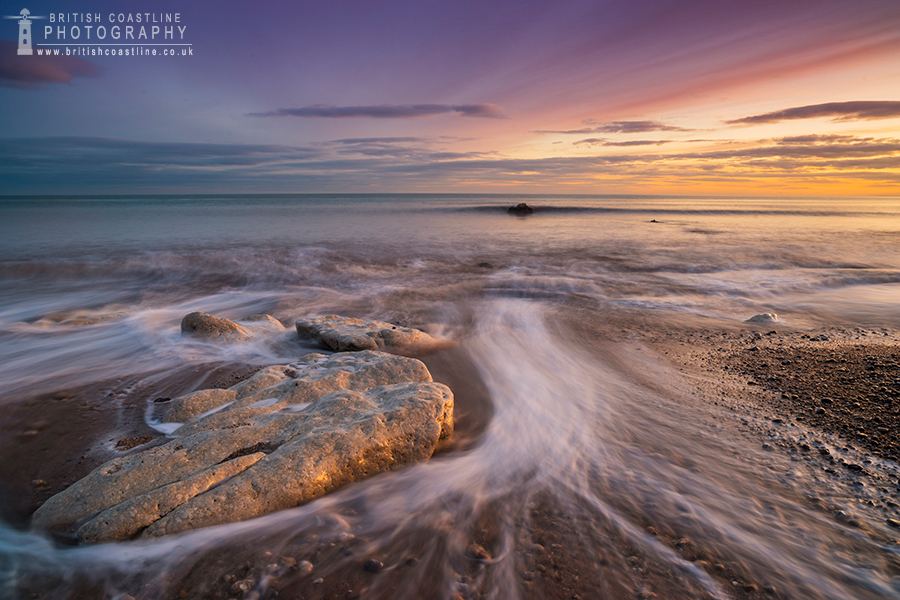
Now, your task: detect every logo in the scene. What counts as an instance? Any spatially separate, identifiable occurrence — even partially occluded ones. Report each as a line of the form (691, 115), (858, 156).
(6, 6), (191, 57)
(4, 7), (45, 55)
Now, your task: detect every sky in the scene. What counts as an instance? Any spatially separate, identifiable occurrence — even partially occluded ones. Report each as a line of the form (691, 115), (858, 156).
(0, 0), (899, 195)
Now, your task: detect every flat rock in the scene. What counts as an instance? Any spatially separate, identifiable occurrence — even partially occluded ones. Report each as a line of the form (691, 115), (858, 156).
(296, 315), (440, 352)
(746, 313), (778, 324)
(32, 351), (453, 542)
(181, 312), (251, 342)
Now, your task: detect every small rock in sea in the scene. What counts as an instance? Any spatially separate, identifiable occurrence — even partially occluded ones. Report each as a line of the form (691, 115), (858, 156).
(313, 577), (324, 585)
(296, 315), (442, 352)
(32, 479), (47, 488)
(363, 559), (384, 573)
(475, 262), (495, 269)
(763, 585), (777, 595)
(153, 397), (171, 403)
(746, 313), (778, 324)
(404, 556), (419, 566)
(761, 443), (773, 451)
(886, 518), (900, 528)
(507, 202), (534, 216)
(650, 219), (659, 223)
(181, 312), (252, 342)
(815, 408), (826, 415)
(298, 560), (313, 574)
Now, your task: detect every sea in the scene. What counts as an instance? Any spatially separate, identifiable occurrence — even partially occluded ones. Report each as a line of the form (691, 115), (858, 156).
(1, 194), (899, 599)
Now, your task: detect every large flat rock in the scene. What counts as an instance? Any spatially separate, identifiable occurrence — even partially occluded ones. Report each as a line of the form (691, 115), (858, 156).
(32, 351), (453, 542)
(296, 315), (440, 352)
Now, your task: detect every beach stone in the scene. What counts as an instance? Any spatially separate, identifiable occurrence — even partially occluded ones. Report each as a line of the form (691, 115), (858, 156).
(239, 314), (286, 331)
(76, 452), (266, 544)
(181, 312), (251, 342)
(746, 313), (778, 324)
(32, 350), (453, 542)
(296, 315), (440, 353)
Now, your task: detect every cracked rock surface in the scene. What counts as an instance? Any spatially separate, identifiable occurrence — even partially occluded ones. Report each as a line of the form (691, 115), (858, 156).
(32, 351), (453, 542)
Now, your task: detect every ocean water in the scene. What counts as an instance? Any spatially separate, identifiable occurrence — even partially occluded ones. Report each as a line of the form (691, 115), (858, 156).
(1, 194), (899, 599)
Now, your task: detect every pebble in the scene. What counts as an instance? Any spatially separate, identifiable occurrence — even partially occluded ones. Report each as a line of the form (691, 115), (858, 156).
(313, 577), (324, 585)
(466, 543), (491, 561)
(298, 560), (313, 574)
(363, 559), (384, 573)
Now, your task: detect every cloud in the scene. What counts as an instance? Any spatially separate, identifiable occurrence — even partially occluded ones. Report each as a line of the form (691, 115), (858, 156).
(573, 138), (671, 147)
(250, 103), (505, 119)
(0, 39), (99, 89)
(331, 137), (425, 144)
(727, 101), (900, 125)
(572, 138), (606, 146)
(775, 134), (861, 145)
(535, 120), (689, 134)
(603, 140), (673, 147)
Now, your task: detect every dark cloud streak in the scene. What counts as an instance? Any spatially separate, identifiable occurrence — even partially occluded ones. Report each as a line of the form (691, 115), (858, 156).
(250, 104), (505, 119)
(727, 101), (900, 125)
(0, 40), (99, 89)
(536, 120), (689, 134)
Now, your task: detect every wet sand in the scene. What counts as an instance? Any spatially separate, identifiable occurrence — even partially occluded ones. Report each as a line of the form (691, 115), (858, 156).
(4, 317), (900, 600)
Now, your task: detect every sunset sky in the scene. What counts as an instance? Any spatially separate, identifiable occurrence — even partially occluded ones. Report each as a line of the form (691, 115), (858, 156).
(1, 0), (899, 195)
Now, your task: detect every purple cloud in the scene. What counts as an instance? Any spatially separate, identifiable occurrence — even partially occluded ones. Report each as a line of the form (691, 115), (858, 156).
(250, 104), (505, 119)
(536, 120), (689, 134)
(0, 39), (99, 89)
(727, 101), (900, 125)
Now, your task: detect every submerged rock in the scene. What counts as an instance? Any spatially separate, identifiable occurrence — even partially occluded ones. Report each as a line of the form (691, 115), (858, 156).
(746, 313), (778, 324)
(181, 312), (286, 342)
(181, 312), (251, 342)
(507, 202), (534, 216)
(32, 351), (453, 542)
(296, 315), (440, 353)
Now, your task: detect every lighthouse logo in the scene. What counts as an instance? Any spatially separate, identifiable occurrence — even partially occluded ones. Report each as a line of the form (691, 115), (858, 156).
(4, 8), (45, 55)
